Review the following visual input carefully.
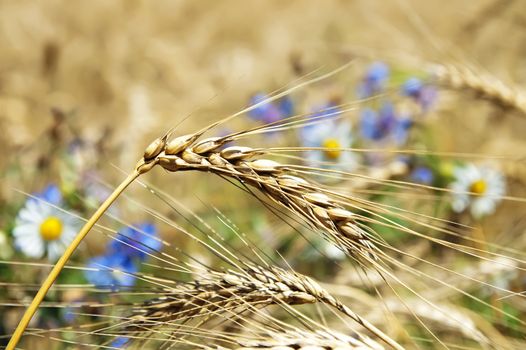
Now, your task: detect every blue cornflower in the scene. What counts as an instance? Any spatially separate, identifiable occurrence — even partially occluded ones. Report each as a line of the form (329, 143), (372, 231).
(109, 222), (161, 261)
(110, 336), (129, 348)
(402, 77), (423, 96)
(393, 116), (413, 145)
(357, 62), (390, 98)
(359, 108), (380, 140)
(360, 103), (395, 140)
(247, 93), (294, 124)
(278, 95), (294, 118)
(411, 166), (434, 185)
(359, 103), (412, 144)
(85, 253), (137, 289)
(402, 77), (437, 112)
(33, 184), (62, 205)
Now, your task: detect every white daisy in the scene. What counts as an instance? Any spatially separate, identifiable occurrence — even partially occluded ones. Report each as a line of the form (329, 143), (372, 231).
(450, 164), (505, 218)
(301, 120), (358, 171)
(12, 186), (79, 261)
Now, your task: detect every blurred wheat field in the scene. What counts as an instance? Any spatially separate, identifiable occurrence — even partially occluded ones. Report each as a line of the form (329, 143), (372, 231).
(1, 1), (526, 349)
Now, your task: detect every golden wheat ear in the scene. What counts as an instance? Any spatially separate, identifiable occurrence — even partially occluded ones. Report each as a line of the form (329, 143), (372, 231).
(6, 137), (168, 349)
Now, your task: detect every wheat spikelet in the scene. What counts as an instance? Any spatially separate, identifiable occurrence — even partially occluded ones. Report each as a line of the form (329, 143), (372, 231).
(235, 329), (384, 350)
(431, 63), (526, 116)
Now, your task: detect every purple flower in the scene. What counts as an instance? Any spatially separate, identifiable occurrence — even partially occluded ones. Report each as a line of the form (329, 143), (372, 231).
(109, 222), (161, 261)
(278, 95), (294, 118)
(402, 77), (437, 112)
(393, 116), (413, 145)
(360, 103), (412, 144)
(360, 103), (394, 140)
(85, 253), (137, 289)
(360, 108), (380, 140)
(247, 93), (294, 124)
(402, 77), (423, 96)
(357, 62), (390, 98)
(411, 166), (434, 185)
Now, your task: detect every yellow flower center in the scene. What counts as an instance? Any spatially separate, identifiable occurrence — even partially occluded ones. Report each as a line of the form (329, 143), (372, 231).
(322, 138), (341, 160)
(39, 216), (63, 241)
(470, 179), (487, 195)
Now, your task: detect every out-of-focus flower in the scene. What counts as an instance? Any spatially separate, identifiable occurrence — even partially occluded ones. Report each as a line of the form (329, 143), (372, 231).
(300, 102), (343, 140)
(109, 222), (161, 261)
(323, 241), (346, 260)
(410, 166), (434, 185)
(110, 337), (130, 348)
(357, 62), (390, 98)
(278, 94), (294, 118)
(359, 103), (412, 144)
(12, 184), (80, 261)
(450, 164), (505, 218)
(85, 253), (137, 289)
(302, 119), (357, 171)
(247, 93), (294, 124)
(33, 184), (62, 205)
(402, 77), (438, 112)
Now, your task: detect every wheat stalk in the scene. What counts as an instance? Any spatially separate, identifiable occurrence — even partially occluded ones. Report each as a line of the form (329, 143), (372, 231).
(431, 63), (526, 117)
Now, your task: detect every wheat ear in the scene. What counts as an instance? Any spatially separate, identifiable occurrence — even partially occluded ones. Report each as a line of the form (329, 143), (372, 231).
(432, 63), (526, 117)
(153, 134), (376, 261)
(128, 262), (403, 350)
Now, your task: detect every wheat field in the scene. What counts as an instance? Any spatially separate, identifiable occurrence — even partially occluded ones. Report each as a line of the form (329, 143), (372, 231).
(1, 1), (526, 349)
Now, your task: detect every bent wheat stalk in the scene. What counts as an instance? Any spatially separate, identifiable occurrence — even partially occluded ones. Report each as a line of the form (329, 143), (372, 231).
(6, 170), (141, 350)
